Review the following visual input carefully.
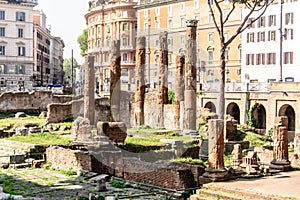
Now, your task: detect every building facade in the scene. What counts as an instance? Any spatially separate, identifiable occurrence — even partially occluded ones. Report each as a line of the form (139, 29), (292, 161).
(136, 0), (242, 90)
(0, 0), (64, 91)
(242, 0), (300, 83)
(0, 0), (37, 90)
(85, 0), (138, 95)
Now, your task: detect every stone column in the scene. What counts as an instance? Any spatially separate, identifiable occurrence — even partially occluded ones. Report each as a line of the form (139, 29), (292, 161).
(156, 31), (168, 128)
(84, 55), (95, 125)
(134, 37), (146, 126)
(184, 20), (198, 132)
(110, 40), (121, 122)
(174, 56), (185, 130)
(270, 116), (291, 171)
(203, 119), (228, 181)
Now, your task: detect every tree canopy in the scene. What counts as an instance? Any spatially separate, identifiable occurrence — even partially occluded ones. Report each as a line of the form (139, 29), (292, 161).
(77, 29), (88, 57)
(63, 58), (78, 85)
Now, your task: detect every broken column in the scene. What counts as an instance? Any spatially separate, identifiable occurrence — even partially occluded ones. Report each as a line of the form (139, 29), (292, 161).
(203, 119), (228, 181)
(110, 40), (121, 122)
(174, 55), (185, 130)
(270, 116), (291, 171)
(134, 36), (146, 126)
(184, 20), (198, 133)
(231, 144), (243, 169)
(156, 31), (168, 128)
(84, 55), (95, 125)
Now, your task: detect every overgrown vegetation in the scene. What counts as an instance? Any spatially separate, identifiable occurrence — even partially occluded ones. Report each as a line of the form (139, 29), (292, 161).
(168, 90), (175, 104)
(172, 157), (205, 165)
(246, 102), (258, 128)
(7, 132), (71, 145)
(125, 137), (164, 147)
(109, 179), (132, 189)
(0, 115), (45, 130)
(243, 131), (269, 147)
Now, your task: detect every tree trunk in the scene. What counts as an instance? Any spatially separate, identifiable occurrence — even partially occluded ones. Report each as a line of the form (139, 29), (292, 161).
(217, 46), (226, 120)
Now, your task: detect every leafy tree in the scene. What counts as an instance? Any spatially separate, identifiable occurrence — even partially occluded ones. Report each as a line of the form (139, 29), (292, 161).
(63, 58), (78, 85)
(77, 29), (88, 57)
(208, 0), (274, 119)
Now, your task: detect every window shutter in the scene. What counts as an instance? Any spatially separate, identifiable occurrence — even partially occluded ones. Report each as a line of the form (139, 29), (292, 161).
(291, 52), (293, 64)
(246, 54), (249, 65)
(274, 15), (276, 26)
(257, 32), (260, 42)
(291, 29), (293, 40)
(283, 52), (286, 64)
(262, 54), (265, 65)
(4, 64), (7, 74)
(22, 65), (25, 74)
(273, 53), (276, 64)
(252, 54), (254, 65)
(291, 13), (294, 24)
(256, 54), (259, 65)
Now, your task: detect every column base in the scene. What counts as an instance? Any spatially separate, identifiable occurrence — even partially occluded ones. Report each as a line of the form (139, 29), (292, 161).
(202, 168), (229, 182)
(270, 160), (292, 171)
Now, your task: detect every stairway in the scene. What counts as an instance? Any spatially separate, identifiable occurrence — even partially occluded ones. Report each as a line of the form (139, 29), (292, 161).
(190, 183), (287, 200)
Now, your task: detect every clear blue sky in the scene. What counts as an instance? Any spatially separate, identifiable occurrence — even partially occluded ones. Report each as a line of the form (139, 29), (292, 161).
(35, 0), (88, 65)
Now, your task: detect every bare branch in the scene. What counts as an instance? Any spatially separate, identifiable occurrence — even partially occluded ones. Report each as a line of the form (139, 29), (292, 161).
(223, 2), (236, 24)
(208, 1), (221, 35)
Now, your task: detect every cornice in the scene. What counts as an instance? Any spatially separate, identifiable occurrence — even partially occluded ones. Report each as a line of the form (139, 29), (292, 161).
(135, 0), (190, 10)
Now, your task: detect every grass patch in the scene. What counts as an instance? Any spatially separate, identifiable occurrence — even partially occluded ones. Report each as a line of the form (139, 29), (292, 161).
(0, 116), (45, 130)
(243, 131), (269, 147)
(125, 137), (164, 146)
(109, 179), (132, 188)
(172, 157), (204, 165)
(6, 132), (71, 145)
(58, 169), (77, 176)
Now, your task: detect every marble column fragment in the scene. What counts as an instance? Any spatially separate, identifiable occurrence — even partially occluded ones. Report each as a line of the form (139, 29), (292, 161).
(134, 37), (146, 126)
(84, 55), (95, 125)
(174, 55), (185, 129)
(110, 40), (121, 122)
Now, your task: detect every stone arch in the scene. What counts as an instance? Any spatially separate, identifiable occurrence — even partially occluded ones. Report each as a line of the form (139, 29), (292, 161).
(254, 104), (266, 129)
(204, 101), (216, 113)
(226, 102), (240, 123)
(279, 104), (295, 131)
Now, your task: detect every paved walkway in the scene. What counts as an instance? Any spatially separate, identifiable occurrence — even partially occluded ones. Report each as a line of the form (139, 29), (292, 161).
(209, 169), (300, 199)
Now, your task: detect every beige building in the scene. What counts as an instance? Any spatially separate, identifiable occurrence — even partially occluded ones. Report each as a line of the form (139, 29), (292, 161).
(0, 0), (37, 90)
(136, 0), (242, 90)
(85, 0), (138, 94)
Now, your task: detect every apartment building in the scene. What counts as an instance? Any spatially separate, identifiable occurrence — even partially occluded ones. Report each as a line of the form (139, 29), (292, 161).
(136, 0), (242, 90)
(0, 0), (64, 90)
(242, 0), (300, 83)
(85, 0), (138, 94)
(0, 0), (37, 90)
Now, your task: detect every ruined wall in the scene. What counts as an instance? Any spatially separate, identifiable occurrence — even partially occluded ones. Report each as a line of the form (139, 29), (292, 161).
(46, 146), (93, 171)
(0, 91), (52, 112)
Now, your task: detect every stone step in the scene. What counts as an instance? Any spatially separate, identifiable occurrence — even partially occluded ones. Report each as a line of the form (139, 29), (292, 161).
(190, 184), (287, 200)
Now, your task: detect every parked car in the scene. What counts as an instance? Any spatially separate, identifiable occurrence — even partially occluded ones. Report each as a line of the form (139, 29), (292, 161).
(52, 84), (63, 94)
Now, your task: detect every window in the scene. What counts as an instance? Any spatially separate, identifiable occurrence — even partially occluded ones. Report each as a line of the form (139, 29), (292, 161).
(208, 0), (214, 5)
(284, 52), (293, 64)
(0, 27), (5, 37)
(237, 69), (241, 75)
(0, 46), (5, 55)
(208, 33), (213, 42)
(180, 36), (185, 47)
(122, 23), (128, 31)
(15, 65), (25, 74)
(122, 53), (127, 62)
(106, 25), (110, 33)
(207, 47), (214, 64)
(267, 53), (276, 65)
(285, 28), (293, 40)
(18, 46), (26, 56)
(257, 31), (265, 42)
(224, 32), (228, 41)
(225, 49), (229, 60)
(258, 16), (265, 27)
(168, 19), (172, 29)
(155, 20), (160, 29)
(156, 7), (160, 16)
(122, 37), (128, 46)
(180, 17), (185, 27)
(168, 5), (172, 15)
(144, 22), (149, 30)
(268, 31), (276, 41)
(18, 28), (23, 38)
(0, 64), (7, 74)
(180, 3), (185, 11)
(256, 53), (265, 65)
(223, 10), (229, 21)
(285, 13), (294, 25)
(16, 12), (25, 21)
(208, 12), (213, 23)
(246, 32), (254, 43)
(246, 54), (254, 65)
(167, 38), (173, 46)
(194, 0), (199, 9)
(154, 39), (159, 47)
(0, 10), (5, 20)
(269, 15), (276, 26)
(247, 18), (255, 28)
(144, 9), (148, 18)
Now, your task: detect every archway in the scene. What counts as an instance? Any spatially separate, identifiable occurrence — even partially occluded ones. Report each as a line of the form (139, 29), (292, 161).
(226, 103), (240, 123)
(254, 104), (266, 129)
(279, 104), (295, 131)
(204, 101), (216, 113)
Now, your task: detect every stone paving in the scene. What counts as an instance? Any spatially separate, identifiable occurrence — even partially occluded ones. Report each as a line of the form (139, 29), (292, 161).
(0, 168), (168, 200)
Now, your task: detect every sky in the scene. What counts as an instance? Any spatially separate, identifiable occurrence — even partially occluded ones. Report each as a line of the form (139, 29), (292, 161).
(35, 0), (88, 65)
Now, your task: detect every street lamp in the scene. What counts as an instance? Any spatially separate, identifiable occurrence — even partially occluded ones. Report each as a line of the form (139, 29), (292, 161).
(279, 0), (284, 82)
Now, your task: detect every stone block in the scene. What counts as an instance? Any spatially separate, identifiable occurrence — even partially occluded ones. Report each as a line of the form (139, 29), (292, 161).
(15, 127), (28, 136)
(10, 154), (25, 164)
(97, 122), (127, 144)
